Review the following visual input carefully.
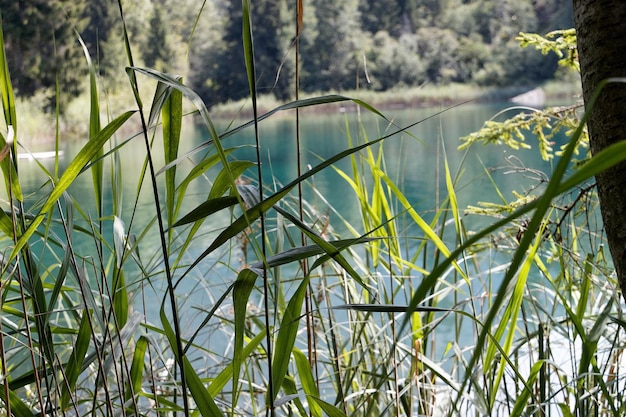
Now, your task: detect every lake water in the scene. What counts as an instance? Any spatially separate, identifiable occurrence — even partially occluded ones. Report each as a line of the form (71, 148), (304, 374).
(7, 98), (580, 390)
(10, 99), (575, 310)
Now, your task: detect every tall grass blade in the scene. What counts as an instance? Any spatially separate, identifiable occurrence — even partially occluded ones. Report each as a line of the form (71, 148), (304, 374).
(273, 205), (366, 288)
(232, 269), (257, 412)
(0, 387), (36, 417)
(7, 110), (135, 261)
(293, 348), (323, 417)
(510, 361), (544, 417)
(125, 335), (149, 407)
(208, 331), (266, 396)
(61, 312), (92, 409)
(0, 11), (16, 133)
(76, 32), (103, 217)
(162, 79), (183, 232)
(0, 12), (20, 203)
(271, 275), (309, 402)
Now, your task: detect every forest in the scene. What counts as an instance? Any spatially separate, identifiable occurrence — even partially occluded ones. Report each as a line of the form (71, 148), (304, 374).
(0, 0), (574, 109)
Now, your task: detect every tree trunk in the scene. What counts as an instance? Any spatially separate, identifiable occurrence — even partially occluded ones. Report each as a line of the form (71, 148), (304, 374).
(573, 1), (626, 299)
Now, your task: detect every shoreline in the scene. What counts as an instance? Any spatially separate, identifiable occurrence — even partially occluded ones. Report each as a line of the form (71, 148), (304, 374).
(207, 80), (582, 120)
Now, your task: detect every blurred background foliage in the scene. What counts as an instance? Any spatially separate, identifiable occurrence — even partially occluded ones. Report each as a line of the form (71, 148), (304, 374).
(0, 0), (574, 112)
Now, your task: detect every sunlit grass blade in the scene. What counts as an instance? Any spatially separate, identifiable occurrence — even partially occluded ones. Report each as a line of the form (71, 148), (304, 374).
(162, 79), (183, 232)
(76, 32), (103, 217)
(6, 110), (135, 261)
(176, 127), (405, 279)
(293, 348), (322, 417)
(510, 361), (544, 417)
(208, 330), (266, 396)
(310, 397), (348, 417)
(0, 386), (36, 417)
(447, 77), (614, 411)
(171, 147), (238, 219)
(486, 221), (544, 406)
(0, 11), (17, 132)
(125, 335), (149, 407)
(209, 161), (255, 199)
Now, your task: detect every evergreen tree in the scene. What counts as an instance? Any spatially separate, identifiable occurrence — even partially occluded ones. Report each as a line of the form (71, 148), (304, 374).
(0, 0), (87, 109)
(359, 0), (404, 36)
(144, 6), (174, 71)
(195, 0), (291, 103)
(301, 0), (362, 92)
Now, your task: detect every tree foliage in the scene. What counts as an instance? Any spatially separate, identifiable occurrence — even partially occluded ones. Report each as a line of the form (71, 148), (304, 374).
(0, 0), (87, 109)
(0, 0), (575, 108)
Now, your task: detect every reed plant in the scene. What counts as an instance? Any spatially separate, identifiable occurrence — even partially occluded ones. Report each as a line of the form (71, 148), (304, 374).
(1, 2), (626, 417)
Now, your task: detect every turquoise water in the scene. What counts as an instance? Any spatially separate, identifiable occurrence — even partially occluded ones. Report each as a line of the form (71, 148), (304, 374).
(7, 100), (575, 362)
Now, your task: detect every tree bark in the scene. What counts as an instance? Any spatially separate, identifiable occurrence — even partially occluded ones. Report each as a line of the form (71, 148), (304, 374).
(573, 0), (626, 299)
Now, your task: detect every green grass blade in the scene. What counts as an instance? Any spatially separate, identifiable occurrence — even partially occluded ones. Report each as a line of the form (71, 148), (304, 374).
(162, 80), (183, 231)
(0, 385), (36, 417)
(171, 196), (239, 227)
(232, 269), (257, 411)
(293, 348), (322, 417)
(209, 161), (255, 199)
(158, 94), (389, 173)
(61, 312), (92, 410)
(6, 110), (135, 262)
(242, 0), (256, 102)
(172, 147), (238, 219)
(271, 276), (309, 402)
(0, 12), (20, 200)
(273, 205), (366, 288)
(76, 31), (103, 216)
(208, 330), (266, 397)
(125, 335), (149, 406)
(0, 11), (17, 134)
(183, 356), (224, 417)
(176, 129), (401, 279)
(309, 397), (348, 417)
(510, 361), (544, 417)
(249, 238), (376, 271)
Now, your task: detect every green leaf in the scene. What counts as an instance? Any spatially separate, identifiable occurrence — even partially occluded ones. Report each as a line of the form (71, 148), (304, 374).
(160, 300), (223, 416)
(172, 196), (239, 227)
(126, 335), (149, 405)
(271, 276), (309, 401)
(310, 397), (348, 417)
(510, 361), (544, 417)
(183, 357), (224, 417)
(61, 312), (92, 410)
(208, 330), (266, 397)
(0, 385), (37, 417)
(293, 348), (322, 417)
(209, 161), (255, 200)
(0, 11), (16, 132)
(6, 110), (135, 263)
(232, 269), (257, 410)
(162, 79), (183, 230)
(273, 205), (366, 288)
(249, 238), (376, 272)
(77, 32), (103, 216)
